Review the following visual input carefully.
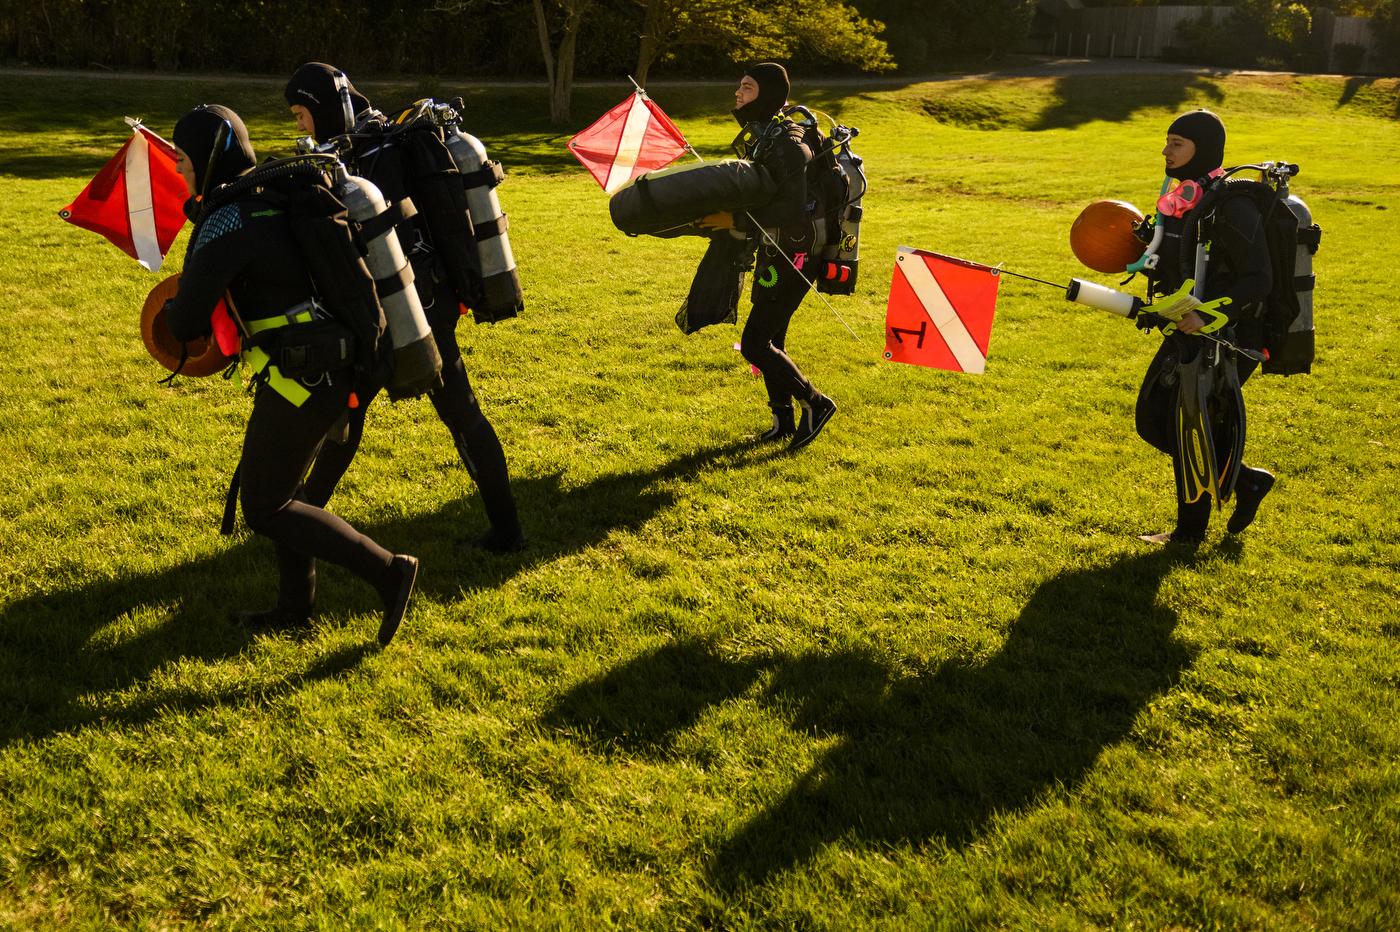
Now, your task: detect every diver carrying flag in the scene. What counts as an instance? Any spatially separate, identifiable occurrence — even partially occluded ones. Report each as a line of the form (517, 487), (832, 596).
(568, 83), (690, 194)
(59, 118), (188, 273)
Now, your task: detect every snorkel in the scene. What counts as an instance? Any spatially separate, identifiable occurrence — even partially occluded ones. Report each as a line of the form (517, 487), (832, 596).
(1126, 176), (1171, 273)
(333, 70), (357, 134)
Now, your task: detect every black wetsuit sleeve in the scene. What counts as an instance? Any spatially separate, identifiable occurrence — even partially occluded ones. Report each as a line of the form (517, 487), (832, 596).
(737, 131), (809, 232)
(166, 207), (248, 342)
(1212, 196), (1272, 309)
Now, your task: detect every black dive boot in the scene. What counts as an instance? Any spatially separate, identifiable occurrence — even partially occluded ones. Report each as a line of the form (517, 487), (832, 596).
(1227, 467), (1275, 534)
(790, 393), (837, 450)
(374, 555), (419, 647)
(449, 420), (528, 554)
(760, 403), (795, 442)
(233, 549), (315, 629)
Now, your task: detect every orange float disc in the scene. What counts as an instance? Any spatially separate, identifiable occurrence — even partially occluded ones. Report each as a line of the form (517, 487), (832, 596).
(140, 275), (235, 377)
(1070, 200), (1147, 274)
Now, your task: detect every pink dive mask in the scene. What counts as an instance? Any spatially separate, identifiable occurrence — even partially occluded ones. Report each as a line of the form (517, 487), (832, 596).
(1157, 167), (1225, 218)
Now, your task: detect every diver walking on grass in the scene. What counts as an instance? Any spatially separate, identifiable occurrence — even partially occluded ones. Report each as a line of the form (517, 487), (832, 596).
(285, 63), (526, 553)
(699, 64), (837, 450)
(1134, 110), (1277, 544)
(163, 105), (417, 644)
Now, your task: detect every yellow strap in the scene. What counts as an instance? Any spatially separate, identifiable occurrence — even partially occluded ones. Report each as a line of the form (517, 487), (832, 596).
(240, 311), (316, 407)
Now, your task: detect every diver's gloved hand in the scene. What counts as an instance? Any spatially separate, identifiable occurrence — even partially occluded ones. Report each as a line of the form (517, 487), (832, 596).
(1173, 296), (1232, 335)
(1151, 279), (1202, 323)
(699, 211), (735, 231)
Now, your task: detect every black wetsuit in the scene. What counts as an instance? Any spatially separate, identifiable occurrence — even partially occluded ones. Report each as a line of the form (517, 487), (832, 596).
(1135, 192), (1274, 537)
(167, 194), (396, 611)
(300, 129), (522, 549)
(734, 119), (819, 409)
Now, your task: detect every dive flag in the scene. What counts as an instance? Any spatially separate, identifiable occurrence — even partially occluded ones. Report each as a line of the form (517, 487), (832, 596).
(568, 90), (690, 194)
(59, 118), (188, 273)
(884, 247), (1001, 374)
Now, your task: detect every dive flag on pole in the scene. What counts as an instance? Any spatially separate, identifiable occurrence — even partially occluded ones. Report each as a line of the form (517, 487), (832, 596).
(59, 118), (188, 273)
(884, 246), (1001, 374)
(568, 90), (690, 194)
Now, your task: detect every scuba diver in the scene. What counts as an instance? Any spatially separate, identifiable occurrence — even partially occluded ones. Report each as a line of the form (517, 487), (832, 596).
(284, 63), (526, 553)
(1135, 110), (1277, 544)
(699, 63), (838, 450)
(164, 105), (418, 644)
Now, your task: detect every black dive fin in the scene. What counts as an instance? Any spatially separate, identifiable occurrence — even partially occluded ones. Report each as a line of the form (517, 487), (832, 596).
(1210, 354), (1247, 504)
(1174, 347), (1221, 507)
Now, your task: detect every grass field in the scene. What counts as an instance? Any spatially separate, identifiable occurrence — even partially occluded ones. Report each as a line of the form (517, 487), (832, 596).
(1, 69), (1398, 929)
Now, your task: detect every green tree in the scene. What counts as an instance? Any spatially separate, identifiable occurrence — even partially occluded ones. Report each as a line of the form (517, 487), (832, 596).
(631, 0), (894, 87)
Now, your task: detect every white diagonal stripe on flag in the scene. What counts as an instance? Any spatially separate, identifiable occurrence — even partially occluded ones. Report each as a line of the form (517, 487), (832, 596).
(897, 246), (985, 374)
(603, 94), (653, 195)
(125, 130), (163, 272)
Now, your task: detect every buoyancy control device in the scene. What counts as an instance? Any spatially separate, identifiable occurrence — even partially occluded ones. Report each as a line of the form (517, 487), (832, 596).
(194, 154), (400, 393)
(1177, 161), (1320, 376)
(770, 105), (866, 295)
(815, 120), (865, 296)
(327, 97), (524, 326)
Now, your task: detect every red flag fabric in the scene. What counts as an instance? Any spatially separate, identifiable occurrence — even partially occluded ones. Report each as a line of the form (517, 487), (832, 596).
(60, 118), (188, 272)
(568, 91), (690, 194)
(883, 247), (1001, 374)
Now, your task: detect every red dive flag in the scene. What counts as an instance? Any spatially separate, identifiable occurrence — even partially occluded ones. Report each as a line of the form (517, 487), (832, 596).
(568, 90), (690, 194)
(884, 246), (1001, 374)
(60, 118), (188, 272)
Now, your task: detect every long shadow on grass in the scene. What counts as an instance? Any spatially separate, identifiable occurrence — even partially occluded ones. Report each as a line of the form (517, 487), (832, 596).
(0, 439), (757, 744)
(357, 438), (773, 595)
(545, 547), (1196, 889)
(0, 541), (374, 747)
(1031, 74), (1225, 130)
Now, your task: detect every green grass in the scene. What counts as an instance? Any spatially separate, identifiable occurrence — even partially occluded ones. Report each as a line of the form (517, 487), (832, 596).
(0, 70), (1398, 929)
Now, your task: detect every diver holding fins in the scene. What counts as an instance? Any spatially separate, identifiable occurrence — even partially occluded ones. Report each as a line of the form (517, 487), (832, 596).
(699, 63), (838, 450)
(1134, 110), (1277, 545)
(284, 63), (526, 553)
(163, 105), (418, 644)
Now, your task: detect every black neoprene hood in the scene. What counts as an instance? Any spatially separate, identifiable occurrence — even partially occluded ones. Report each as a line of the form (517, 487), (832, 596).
(1166, 109), (1226, 181)
(173, 104), (257, 194)
(733, 62), (790, 124)
(284, 62), (372, 142)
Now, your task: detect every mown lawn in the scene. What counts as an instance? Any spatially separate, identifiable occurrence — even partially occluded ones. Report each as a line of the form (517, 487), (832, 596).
(0, 70), (1397, 929)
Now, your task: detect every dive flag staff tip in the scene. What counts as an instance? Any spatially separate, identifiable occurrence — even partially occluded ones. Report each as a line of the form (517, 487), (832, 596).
(60, 117), (188, 273)
(569, 88), (690, 194)
(885, 246), (1002, 375)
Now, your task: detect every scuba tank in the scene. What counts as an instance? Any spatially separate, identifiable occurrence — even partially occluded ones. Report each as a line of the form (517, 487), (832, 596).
(435, 98), (524, 323)
(328, 156), (443, 399)
(819, 124), (865, 295)
(1175, 160), (1319, 376)
(1268, 161), (1318, 375)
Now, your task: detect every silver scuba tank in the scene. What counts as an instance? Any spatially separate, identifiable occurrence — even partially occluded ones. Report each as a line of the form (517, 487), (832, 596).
(817, 125), (864, 296)
(333, 164), (443, 398)
(1275, 167), (1316, 374)
(438, 106), (524, 322)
